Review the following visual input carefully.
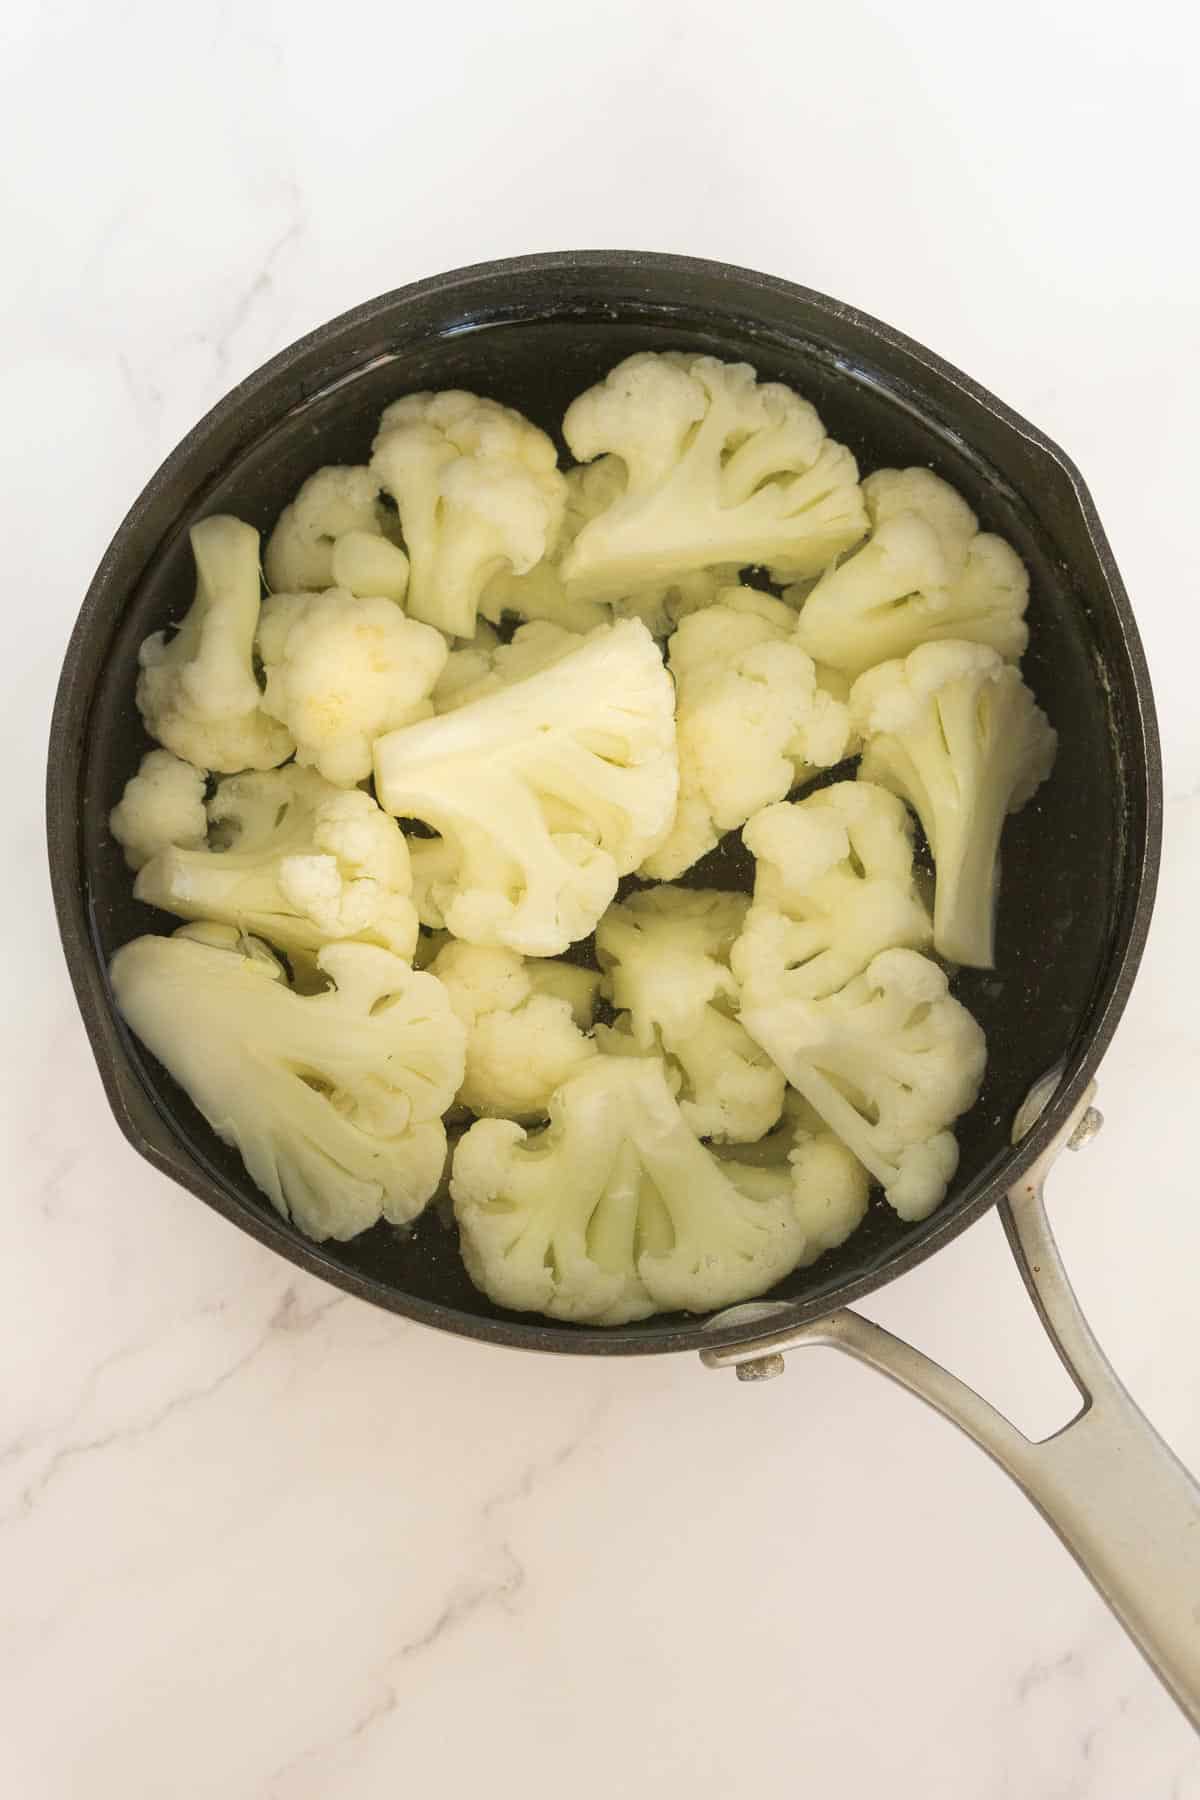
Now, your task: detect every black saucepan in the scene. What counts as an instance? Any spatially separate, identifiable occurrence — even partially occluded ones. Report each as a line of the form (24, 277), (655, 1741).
(47, 253), (1200, 1719)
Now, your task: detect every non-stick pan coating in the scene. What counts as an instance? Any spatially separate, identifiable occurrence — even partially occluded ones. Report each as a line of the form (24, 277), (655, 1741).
(50, 254), (1159, 1356)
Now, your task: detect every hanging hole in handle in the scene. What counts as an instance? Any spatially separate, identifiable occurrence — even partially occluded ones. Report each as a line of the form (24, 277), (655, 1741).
(866, 1207), (1086, 1442)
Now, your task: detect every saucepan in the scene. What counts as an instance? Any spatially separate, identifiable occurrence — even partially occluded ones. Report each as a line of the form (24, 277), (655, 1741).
(46, 252), (1200, 1724)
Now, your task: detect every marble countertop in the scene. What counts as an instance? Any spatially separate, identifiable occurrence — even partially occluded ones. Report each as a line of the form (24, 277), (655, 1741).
(5, 1), (1199, 1792)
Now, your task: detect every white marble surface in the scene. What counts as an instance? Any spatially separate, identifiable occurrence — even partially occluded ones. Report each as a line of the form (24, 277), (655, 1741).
(4, 1), (1199, 1792)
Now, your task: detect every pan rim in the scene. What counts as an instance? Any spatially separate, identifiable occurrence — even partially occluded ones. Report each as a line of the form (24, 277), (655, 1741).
(46, 249), (1162, 1358)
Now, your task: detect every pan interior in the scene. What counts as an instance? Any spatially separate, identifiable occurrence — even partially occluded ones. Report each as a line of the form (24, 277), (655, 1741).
(78, 286), (1136, 1348)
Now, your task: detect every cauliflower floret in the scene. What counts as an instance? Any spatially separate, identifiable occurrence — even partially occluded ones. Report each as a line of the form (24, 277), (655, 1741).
(596, 886), (783, 1143)
(731, 785), (973, 1218)
(480, 556), (607, 635)
(740, 947), (987, 1222)
(730, 782), (933, 1007)
(429, 939), (598, 1119)
(407, 834), (461, 931)
(479, 460), (615, 634)
(134, 765), (419, 960)
(432, 620), (583, 713)
(137, 516), (293, 774)
(373, 618), (678, 956)
(559, 353), (867, 604)
(641, 587), (851, 880)
(484, 458), (735, 637)
(525, 959), (601, 1028)
(109, 749), (208, 871)
(263, 466), (409, 599)
(257, 588), (447, 785)
(610, 567), (733, 637)
(451, 1055), (868, 1324)
(789, 467), (1030, 679)
(110, 928), (465, 1242)
(330, 530), (411, 602)
(432, 621), (501, 711)
(370, 391), (566, 639)
(712, 1094), (871, 1265)
(852, 640), (1057, 967)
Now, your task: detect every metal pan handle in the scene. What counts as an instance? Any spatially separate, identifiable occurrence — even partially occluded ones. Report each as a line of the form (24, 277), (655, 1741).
(701, 1087), (1200, 1731)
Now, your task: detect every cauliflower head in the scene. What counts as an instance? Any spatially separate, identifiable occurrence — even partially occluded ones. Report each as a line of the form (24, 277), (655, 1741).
(429, 939), (598, 1119)
(258, 588), (447, 785)
(596, 886), (784, 1143)
(741, 947), (986, 1222)
(371, 390), (566, 639)
(110, 749), (208, 871)
(731, 782), (933, 1007)
(137, 516), (293, 774)
(559, 353), (867, 603)
(450, 1054), (867, 1324)
(789, 467), (1030, 679)
(110, 928), (466, 1241)
(373, 618), (678, 956)
(135, 765), (419, 960)
(263, 465), (409, 599)
(852, 640), (1057, 967)
(641, 586), (852, 880)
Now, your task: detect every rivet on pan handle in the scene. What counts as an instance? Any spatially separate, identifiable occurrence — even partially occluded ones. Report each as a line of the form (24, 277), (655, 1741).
(701, 1082), (1200, 1732)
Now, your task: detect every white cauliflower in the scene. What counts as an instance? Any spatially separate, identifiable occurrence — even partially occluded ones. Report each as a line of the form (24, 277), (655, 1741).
(741, 947), (986, 1222)
(596, 886), (783, 1143)
(730, 782), (933, 1007)
(789, 467), (1030, 679)
(329, 529), (412, 602)
(109, 749), (208, 871)
(609, 568), (733, 637)
(257, 588), (447, 785)
(431, 621), (502, 710)
(524, 959), (601, 1028)
(429, 939), (598, 1119)
(732, 784), (976, 1218)
(432, 620), (583, 713)
(263, 465), (409, 599)
(137, 516), (293, 773)
(480, 556), (607, 634)
(559, 353), (867, 603)
(373, 618), (678, 956)
(712, 1093), (871, 1265)
(478, 460), (615, 634)
(134, 765), (419, 960)
(568, 462), (743, 634)
(110, 927), (465, 1242)
(852, 640), (1057, 967)
(407, 834), (462, 931)
(371, 391), (566, 638)
(484, 457), (734, 637)
(450, 1054), (868, 1324)
(641, 586), (852, 879)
